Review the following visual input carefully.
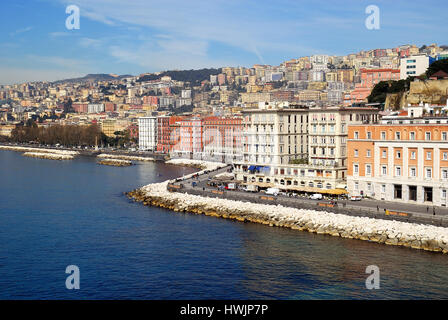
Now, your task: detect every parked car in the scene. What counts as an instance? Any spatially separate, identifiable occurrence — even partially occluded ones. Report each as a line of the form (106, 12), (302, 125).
(265, 188), (280, 196)
(310, 193), (323, 200)
(243, 185), (258, 192)
(350, 195), (362, 201)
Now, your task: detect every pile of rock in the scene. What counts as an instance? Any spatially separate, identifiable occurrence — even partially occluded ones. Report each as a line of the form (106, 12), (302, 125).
(23, 152), (74, 160)
(98, 159), (132, 166)
(127, 180), (448, 254)
(165, 159), (226, 171)
(97, 154), (154, 162)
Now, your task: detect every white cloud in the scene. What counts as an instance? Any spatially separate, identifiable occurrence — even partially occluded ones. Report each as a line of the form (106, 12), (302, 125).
(9, 26), (33, 37)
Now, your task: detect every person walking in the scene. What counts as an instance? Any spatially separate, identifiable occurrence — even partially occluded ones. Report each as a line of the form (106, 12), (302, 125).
(433, 207), (436, 216)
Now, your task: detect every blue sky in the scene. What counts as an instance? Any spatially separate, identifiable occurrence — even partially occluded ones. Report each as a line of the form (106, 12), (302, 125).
(0, 0), (447, 84)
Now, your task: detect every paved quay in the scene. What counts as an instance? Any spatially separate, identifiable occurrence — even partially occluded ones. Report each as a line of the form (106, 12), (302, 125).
(169, 165), (448, 228)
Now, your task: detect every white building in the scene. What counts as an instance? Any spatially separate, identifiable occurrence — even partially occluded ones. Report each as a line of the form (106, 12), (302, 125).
(138, 117), (157, 150)
(87, 103), (105, 114)
(400, 55), (430, 79)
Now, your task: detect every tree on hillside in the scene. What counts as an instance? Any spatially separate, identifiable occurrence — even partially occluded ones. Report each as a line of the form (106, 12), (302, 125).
(426, 59), (448, 78)
(367, 78), (414, 104)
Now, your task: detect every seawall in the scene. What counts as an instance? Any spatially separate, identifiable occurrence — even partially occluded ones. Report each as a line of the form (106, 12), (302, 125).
(127, 180), (448, 254)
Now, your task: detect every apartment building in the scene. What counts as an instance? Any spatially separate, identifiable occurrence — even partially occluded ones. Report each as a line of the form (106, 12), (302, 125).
(202, 116), (243, 163)
(399, 55), (431, 79)
(234, 104), (380, 191)
(138, 117), (157, 150)
(347, 120), (448, 206)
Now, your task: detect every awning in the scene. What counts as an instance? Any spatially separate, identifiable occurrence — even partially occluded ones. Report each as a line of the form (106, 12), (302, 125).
(336, 184), (347, 189)
(248, 165), (256, 170)
(255, 166), (263, 171)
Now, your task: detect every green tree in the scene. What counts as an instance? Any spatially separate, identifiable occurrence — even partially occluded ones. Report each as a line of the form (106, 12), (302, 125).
(426, 59), (448, 78)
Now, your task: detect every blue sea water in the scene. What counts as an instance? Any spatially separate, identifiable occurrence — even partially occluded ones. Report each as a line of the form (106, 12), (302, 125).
(0, 150), (448, 299)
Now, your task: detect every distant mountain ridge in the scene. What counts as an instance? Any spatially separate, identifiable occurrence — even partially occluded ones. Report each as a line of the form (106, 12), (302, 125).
(52, 73), (134, 84)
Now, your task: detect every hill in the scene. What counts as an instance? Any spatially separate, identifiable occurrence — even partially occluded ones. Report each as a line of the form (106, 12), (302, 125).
(136, 68), (222, 85)
(52, 74), (133, 84)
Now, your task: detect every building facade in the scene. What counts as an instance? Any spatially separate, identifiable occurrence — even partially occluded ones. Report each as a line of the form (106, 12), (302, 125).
(138, 117), (157, 150)
(347, 121), (448, 206)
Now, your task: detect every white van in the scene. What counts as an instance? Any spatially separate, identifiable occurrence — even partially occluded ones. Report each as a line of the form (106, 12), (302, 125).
(310, 193), (323, 200)
(265, 188), (280, 196)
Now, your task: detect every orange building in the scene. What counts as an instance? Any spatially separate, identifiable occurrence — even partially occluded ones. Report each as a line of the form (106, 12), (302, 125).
(347, 122), (448, 206)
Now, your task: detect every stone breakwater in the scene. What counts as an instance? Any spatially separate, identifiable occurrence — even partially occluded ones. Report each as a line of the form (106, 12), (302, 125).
(127, 180), (448, 254)
(98, 159), (132, 166)
(97, 154), (155, 162)
(23, 152), (74, 160)
(165, 159), (226, 170)
(0, 145), (79, 155)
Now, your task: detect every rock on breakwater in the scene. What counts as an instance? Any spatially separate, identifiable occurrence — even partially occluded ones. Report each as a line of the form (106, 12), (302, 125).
(97, 154), (155, 162)
(23, 152), (74, 160)
(98, 159), (132, 166)
(165, 159), (226, 170)
(0, 145), (79, 155)
(127, 180), (448, 254)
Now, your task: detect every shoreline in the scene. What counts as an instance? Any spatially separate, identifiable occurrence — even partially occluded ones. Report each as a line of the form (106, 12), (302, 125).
(97, 154), (155, 162)
(127, 180), (448, 255)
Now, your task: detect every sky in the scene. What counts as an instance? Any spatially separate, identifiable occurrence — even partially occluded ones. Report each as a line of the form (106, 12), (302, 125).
(0, 0), (447, 85)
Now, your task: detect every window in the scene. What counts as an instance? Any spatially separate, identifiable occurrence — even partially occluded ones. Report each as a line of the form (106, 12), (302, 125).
(366, 164), (371, 175)
(425, 132), (431, 140)
(410, 132), (415, 140)
(442, 190), (447, 200)
(354, 149), (358, 157)
(410, 167), (416, 177)
(410, 151), (416, 160)
(442, 169), (448, 180)
(366, 149), (371, 157)
(354, 164), (359, 174)
(381, 131), (386, 140)
(395, 132), (401, 140)
(382, 150), (387, 158)
(396, 150), (401, 159)
(381, 184), (386, 193)
(367, 183), (372, 191)
(367, 132), (372, 139)
(354, 182), (359, 190)
(395, 166), (401, 176)
(442, 132), (447, 141)
(382, 165), (387, 175)
(426, 151), (432, 160)
(354, 131), (359, 139)
(426, 168), (432, 179)
(443, 152), (448, 161)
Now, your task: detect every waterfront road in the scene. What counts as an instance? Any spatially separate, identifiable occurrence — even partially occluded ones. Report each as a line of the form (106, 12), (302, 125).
(171, 165), (448, 227)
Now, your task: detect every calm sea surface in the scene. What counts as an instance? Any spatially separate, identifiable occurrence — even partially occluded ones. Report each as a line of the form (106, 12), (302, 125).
(1, 150), (448, 299)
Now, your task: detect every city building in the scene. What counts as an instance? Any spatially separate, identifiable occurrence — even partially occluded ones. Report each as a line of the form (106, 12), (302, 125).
(234, 104), (380, 191)
(202, 116), (243, 163)
(347, 118), (448, 206)
(399, 55), (432, 79)
(138, 117), (157, 150)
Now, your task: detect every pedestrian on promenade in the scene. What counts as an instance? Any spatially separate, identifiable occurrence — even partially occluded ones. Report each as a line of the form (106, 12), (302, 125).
(427, 206), (429, 213)
(433, 207), (436, 216)
(376, 205), (379, 212)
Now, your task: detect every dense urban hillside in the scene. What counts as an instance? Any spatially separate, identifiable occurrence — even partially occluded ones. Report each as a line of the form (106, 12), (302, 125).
(136, 68), (222, 85)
